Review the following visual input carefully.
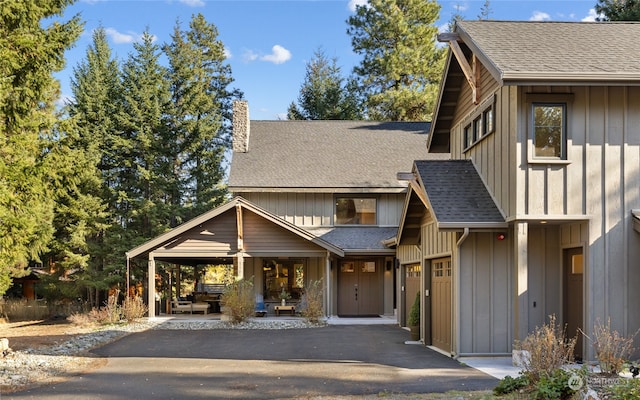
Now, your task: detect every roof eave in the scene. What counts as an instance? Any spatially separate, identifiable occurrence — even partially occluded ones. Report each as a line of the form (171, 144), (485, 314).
(503, 72), (640, 86)
(437, 222), (508, 230)
(229, 186), (408, 194)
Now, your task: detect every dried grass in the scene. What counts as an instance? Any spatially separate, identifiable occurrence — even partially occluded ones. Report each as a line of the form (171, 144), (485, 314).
(517, 314), (576, 382)
(586, 317), (637, 375)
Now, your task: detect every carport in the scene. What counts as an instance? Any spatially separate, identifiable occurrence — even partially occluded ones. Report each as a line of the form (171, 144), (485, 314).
(126, 196), (343, 317)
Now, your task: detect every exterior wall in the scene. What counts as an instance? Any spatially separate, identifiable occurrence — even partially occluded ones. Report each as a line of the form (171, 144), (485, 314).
(157, 208), (237, 254)
(238, 192), (406, 227)
(242, 210), (325, 256)
(526, 225), (562, 331)
(458, 231), (512, 355)
(449, 84), (516, 218)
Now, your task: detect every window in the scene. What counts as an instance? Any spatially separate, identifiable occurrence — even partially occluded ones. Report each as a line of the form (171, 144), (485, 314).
(532, 103), (565, 159)
(335, 197), (376, 225)
(463, 98), (495, 150)
(464, 124), (472, 148)
(483, 104), (494, 135)
(263, 259), (305, 301)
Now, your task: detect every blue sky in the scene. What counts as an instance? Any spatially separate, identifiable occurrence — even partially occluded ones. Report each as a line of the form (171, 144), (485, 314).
(55, 0), (601, 120)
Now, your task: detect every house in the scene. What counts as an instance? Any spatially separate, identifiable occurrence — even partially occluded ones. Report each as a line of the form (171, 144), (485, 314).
(396, 20), (640, 360)
(127, 101), (439, 318)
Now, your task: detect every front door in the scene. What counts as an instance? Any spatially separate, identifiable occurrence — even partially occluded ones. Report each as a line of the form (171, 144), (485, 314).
(338, 260), (383, 316)
(563, 247), (584, 361)
(431, 258), (452, 353)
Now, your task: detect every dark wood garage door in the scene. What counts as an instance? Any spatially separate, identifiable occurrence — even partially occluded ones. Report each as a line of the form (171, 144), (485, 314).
(432, 258), (452, 353)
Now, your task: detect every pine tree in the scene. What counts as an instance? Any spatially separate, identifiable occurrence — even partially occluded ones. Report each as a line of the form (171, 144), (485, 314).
(164, 14), (240, 220)
(478, 0), (492, 20)
(67, 27), (124, 305)
(287, 48), (362, 120)
(0, 0), (82, 295)
(595, 0), (640, 20)
(346, 0), (445, 121)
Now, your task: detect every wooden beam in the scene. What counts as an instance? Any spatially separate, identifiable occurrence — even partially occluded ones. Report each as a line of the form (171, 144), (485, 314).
(446, 39), (479, 104)
(236, 204), (244, 251)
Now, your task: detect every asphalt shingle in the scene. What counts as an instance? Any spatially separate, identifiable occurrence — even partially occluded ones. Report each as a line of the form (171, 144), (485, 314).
(228, 120), (431, 190)
(415, 160), (504, 225)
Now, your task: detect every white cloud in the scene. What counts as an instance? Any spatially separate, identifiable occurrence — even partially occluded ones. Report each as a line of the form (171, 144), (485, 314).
(582, 9), (604, 22)
(104, 28), (156, 44)
(260, 45), (292, 64)
(529, 11), (551, 21)
(179, 0), (205, 6)
(224, 46), (232, 60)
(242, 49), (259, 63)
(348, 0), (368, 13)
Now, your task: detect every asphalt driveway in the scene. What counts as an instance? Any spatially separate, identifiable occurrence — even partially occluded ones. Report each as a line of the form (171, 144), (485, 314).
(8, 324), (497, 399)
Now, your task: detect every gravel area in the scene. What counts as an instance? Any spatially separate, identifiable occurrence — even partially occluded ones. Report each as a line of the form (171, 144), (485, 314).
(0, 317), (325, 393)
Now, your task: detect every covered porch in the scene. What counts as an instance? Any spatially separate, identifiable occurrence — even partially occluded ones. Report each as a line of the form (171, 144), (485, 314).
(126, 197), (343, 318)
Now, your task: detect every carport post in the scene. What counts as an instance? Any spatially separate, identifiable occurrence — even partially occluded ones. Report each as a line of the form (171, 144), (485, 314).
(148, 254), (156, 318)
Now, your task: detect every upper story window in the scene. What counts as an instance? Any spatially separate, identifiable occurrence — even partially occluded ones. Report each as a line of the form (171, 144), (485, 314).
(335, 197), (376, 225)
(463, 97), (495, 151)
(532, 103), (566, 159)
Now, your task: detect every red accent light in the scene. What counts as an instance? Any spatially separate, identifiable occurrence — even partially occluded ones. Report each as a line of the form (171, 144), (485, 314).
(497, 233), (506, 241)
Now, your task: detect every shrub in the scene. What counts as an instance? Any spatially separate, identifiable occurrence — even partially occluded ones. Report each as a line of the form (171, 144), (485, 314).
(588, 317), (637, 375)
(518, 314), (576, 382)
(606, 376), (640, 399)
(493, 373), (529, 395)
(532, 368), (576, 399)
(407, 291), (420, 326)
(122, 296), (148, 322)
(220, 278), (255, 323)
(299, 279), (324, 323)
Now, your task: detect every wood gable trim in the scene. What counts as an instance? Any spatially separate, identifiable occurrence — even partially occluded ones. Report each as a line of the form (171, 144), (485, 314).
(127, 196), (344, 261)
(438, 32), (480, 104)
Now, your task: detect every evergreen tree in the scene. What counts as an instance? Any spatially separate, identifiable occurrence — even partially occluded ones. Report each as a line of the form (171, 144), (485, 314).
(346, 0), (445, 121)
(478, 0), (492, 20)
(287, 48), (362, 120)
(0, 0), (82, 295)
(67, 27), (124, 305)
(595, 0), (640, 20)
(164, 14), (240, 220)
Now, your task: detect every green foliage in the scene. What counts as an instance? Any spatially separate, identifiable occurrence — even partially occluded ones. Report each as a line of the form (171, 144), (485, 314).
(298, 279), (324, 323)
(287, 48), (362, 120)
(346, 0), (445, 121)
(408, 291), (420, 326)
(607, 376), (640, 399)
(0, 0), (82, 295)
(493, 374), (529, 395)
(596, 0), (640, 21)
(531, 368), (575, 400)
(220, 278), (255, 323)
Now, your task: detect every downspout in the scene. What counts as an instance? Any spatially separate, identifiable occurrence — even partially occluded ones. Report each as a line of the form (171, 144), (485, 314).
(453, 227), (469, 359)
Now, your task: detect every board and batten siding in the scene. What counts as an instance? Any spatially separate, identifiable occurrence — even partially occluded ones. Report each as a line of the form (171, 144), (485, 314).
(448, 66), (514, 219)
(159, 208), (237, 254)
(242, 209), (327, 256)
(238, 192), (406, 227)
(458, 231), (512, 355)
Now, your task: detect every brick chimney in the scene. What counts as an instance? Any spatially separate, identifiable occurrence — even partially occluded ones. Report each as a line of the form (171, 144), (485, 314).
(232, 100), (250, 153)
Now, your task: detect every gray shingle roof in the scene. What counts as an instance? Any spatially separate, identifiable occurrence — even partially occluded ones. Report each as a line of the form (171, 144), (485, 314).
(456, 20), (640, 83)
(305, 226), (397, 252)
(228, 120), (430, 191)
(415, 160), (505, 227)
